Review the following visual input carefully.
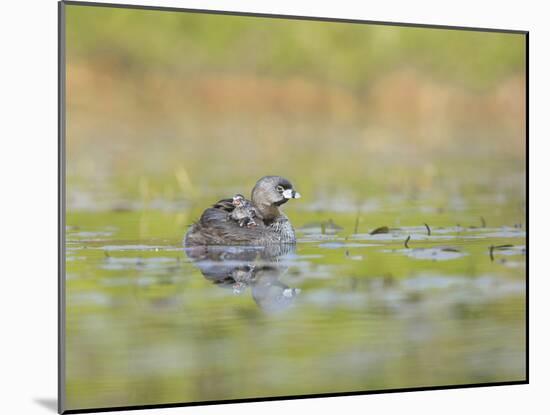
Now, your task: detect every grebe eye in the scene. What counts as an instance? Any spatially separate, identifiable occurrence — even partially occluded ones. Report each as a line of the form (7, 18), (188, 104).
(276, 185), (284, 193)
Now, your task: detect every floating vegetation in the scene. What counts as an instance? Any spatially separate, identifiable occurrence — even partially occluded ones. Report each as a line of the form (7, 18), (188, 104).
(300, 219), (343, 235)
(424, 223), (431, 236)
(441, 247), (461, 253)
(370, 226), (390, 235)
(344, 249), (363, 261)
(489, 244), (519, 262)
(323, 219), (343, 234)
(480, 216), (487, 228)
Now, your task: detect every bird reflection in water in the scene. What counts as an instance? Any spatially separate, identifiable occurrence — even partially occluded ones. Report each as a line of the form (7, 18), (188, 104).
(185, 244), (301, 313)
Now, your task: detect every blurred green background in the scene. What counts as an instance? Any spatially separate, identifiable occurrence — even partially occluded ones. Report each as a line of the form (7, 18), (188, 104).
(66, 4), (526, 219)
(64, 4), (526, 411)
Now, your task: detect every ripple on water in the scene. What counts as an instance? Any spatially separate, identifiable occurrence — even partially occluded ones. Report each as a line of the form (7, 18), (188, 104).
(298, 273), (524, 311)
(318, 242), (379, 249)
(68, 230), (115, 239)
(395, 247), (468, 261)
(349, 225), (526, 243)
(401, 274), (525, 298)
(101, 256), (180, 271)
(99, 244), (172, 252)
(491, 245), (526, 257)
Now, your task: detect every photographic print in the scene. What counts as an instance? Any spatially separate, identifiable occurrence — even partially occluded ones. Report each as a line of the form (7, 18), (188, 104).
(59, 1), (527, 413)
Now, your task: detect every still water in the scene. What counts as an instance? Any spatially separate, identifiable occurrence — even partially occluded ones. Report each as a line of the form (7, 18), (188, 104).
(65, 197), (526, 410)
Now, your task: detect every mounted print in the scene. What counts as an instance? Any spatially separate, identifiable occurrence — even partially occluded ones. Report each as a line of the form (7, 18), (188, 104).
(59, 1), (528, 413)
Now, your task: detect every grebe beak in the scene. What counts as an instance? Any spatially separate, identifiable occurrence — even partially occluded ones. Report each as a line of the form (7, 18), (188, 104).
(282, 189), (301, 199)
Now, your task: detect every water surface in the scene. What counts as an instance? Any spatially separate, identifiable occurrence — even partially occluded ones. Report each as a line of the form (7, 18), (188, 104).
(65, 197), (526, 410)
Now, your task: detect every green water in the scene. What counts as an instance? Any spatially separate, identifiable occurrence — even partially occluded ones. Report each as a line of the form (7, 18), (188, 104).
(65, 190), (526, 410)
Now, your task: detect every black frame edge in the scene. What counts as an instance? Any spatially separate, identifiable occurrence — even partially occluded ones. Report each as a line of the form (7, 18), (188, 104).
(525, 31), (529, 384)
(58, 1), (67, 414)
(63, 380), (528, 414)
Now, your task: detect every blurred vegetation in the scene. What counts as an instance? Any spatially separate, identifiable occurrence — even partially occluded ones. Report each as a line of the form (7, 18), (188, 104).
(65, 4), (526, 211)
(66, 5), (525, 90)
